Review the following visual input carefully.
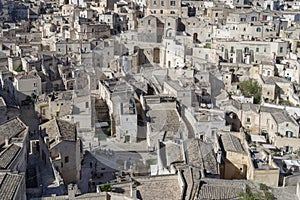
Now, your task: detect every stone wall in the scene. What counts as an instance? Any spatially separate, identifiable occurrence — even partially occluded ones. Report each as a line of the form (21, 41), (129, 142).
(283, 174), (300, 187)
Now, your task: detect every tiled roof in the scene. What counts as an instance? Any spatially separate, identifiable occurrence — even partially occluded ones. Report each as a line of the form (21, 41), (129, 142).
(271, 111), (294, 124)
(241, 103), (259, 112)
(221, 134), (245, 153)
(40, 119), (77, 142)
(148, 109), (180, 132)
(0, 144), (21, 169)
(184, 139), (218, 174)
(0, 173), (23, 200)
(135, 175), (182, 200)
(197, 178), (246, 200)
(17, 74), (38, 80)
(262, 76), (289, 84)
(0, 118), (27, 146)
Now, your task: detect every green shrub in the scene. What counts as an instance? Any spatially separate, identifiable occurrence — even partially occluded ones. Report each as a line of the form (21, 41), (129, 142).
(101, 183), (112, 192)
(259, 183), (269, 191)
(239, 80), (262, 104)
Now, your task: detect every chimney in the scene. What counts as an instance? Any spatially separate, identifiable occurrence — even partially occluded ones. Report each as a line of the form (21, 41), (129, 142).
(68, 184), (76, 200)
(268, 154), (273, 166)
(105, 192), (111, 200)
(4, 137), (9, 146)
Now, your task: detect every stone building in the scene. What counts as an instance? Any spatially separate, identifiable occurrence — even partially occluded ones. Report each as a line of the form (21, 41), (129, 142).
(115, 97), (138, 143)
(39, 119), (82, 184)
(137, 15), (164, 43)
(12, 71), (41, 104)
(146, 0), (182, 17)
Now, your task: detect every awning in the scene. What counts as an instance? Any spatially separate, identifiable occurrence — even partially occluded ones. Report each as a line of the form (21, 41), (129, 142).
(251, 135), (266, 143)
(262, 144), (276, 149)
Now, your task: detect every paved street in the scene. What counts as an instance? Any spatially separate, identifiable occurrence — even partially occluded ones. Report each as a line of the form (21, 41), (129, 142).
(78, 151), (116, 193)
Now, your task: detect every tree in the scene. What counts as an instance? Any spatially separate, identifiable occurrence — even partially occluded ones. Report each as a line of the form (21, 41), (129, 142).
(101, 183), (112, 192)
(239, 80), (262, 104)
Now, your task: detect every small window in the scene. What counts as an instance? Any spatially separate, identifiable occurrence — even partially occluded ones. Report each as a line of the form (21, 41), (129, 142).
(161, 0), (164, 6)
(256, 48), (259, 52)
(160, 10), (163, 14)
(279, 47), (283, 53)
(247, 118), (251, 122)
(65, 156), (69, 163)
(256, 27), (261, 32)
(85, 102), (89, 108)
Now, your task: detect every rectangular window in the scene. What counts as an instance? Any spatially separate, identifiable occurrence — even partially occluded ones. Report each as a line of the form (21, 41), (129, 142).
(86, 102), (89, 108)
(279, 47), (283, 53)
(247, 118), (250, 122)
(65, 156), (69, 163)
(161, 0), (164, 6)
(170, 1), (175, 6)
(153, 0), (156, 5)
(160, 10), (163, 14)
(256, 48), (259, 52)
